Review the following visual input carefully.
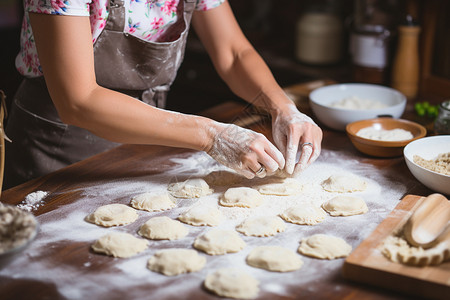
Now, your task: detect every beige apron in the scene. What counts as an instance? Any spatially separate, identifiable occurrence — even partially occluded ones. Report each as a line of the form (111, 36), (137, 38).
(4, 0), (196, 189)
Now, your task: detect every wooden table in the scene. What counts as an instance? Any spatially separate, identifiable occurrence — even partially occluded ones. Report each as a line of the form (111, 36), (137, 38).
(0, 99), (433, 300)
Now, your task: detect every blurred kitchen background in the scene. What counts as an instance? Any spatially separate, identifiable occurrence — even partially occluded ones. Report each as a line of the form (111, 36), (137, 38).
(0, 0), (449, 115)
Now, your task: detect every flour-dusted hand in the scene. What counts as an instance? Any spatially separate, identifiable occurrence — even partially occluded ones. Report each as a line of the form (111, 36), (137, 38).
(207, 123), (285, 179)
(272, 104), (322, 176)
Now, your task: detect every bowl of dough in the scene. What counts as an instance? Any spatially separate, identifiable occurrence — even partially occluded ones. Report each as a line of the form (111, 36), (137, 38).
(404, 135), (450, 195)
(346, 118), (427, 157)
(0, 203), (39, 268)
(309, 83), (407, 131)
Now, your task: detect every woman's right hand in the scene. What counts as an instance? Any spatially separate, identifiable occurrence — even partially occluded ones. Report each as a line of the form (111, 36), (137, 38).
(206, 123), (285, 179)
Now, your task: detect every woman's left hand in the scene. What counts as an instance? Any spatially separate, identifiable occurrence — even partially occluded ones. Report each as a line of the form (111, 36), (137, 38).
(272, 104), (323, 176)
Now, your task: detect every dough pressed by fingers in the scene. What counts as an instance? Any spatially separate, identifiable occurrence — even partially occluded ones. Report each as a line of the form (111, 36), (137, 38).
(204, 268), (259, 299)
(130, 192), (175, 212)
(280, 205), (326, 225)
(138, 216), (188, 240)
(86, 204), (138, 227)
(147, 248), (206, 276)
(246, 245), (303, 272)
(194, 229), (246, 255)
(178, 205), (224, 226)
(168, 178), (213, 198)
(322, 195), (368, 216)
(253, 178), (303, 196)
(91, 232), (147, 258)
(219, 187), (262, 208)
(236, 216), (286, 237)
(321, 174), (367, 193)
(298, 234), (352, 259)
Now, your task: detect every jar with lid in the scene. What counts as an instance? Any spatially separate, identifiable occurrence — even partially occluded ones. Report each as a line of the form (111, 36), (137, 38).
(434, 100), (450, 135)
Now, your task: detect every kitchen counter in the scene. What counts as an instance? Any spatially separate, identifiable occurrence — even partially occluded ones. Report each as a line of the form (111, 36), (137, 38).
(0, 93), (433, 300)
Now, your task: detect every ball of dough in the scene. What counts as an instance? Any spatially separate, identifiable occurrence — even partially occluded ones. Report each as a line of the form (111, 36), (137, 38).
(138, 216), (188, 240)
(85, 204), (138, 227)
(147, 248), (206, 276)
(130, 192), (175, 212)
(168, 178), (213, 198)
(219, 187), (262, 208)
(178, 205), (224, 226)
(298, 234), (352, 259)
(254, 178), (303, 196)
(322, 195), (368, 216)
(236, 216), (286, 237)
(280, 205), (326, 225)
(194, 229), (246, 255)
(204, 170), (244, 186)
(204, 268), (259, 299)
(321, 174), (367, 193)
(91, 232), (147, 258)
(246, 245), (303, 272)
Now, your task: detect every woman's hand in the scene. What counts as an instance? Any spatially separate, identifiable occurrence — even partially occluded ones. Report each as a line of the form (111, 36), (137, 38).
(272, 104), (322, 176)
(207, 123), (285, 179)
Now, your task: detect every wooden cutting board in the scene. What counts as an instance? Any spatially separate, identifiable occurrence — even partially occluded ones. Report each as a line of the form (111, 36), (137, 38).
(343, 194), (450, 300)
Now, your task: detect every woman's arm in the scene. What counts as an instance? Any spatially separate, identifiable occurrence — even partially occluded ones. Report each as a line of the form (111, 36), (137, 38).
(192, 1), (323, 175)
(29, 12), (284, 178)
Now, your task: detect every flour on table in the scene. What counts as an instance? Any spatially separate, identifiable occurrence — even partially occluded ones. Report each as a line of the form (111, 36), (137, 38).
(298, 234), (352, 259)
(17, 190), (49, 212)
(85, 204), (138, 227)
(321, 174), (367, 193)
(193, 229), (246, 255)
(253, 178), (303, 196)
(246, 246), (303, 272)
(204, 268), (259, 299)
(322, 195), (368, 216)
(380, 235), (450, 266)
(280, 205), (326, 225)
(147, 248), (206, 276)
(178, 205), (224, 226)
(236, 216), (286, 237)
(167, 178), (213, 198)
(219, 187), (262, 208)
(330, 96), (387, 110)
(130, 192), (175, 212)
(91, 232), (148, 258)
(138, 216), (188, 240)
(204, 170), (245, 186)
(356, 127), (413, 141)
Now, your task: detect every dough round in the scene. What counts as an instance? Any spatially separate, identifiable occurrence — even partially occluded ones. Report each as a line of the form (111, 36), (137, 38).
(168, 178), (213, 198)
(193, 229), (246, 255)
(91, 232), (147, 258)
(236, 216), (286, 237)
(322, 195), (368, 216)
(86, 204), (138, 227)
(219, 187), (262, 208)
(204, 268), (259, 299)
(298, 234), (352, 259)
(147, 248), (206, 276)
(178, 205), (224, 226)
(254, 178), (303, 196)
(246, 246), (303, 272)
(138, 216), (188, 240)
(280, 205), (326, 225)
(130, 192), (175, 212)
(321, 174), (367, 193)
(204, 170), (244, 186)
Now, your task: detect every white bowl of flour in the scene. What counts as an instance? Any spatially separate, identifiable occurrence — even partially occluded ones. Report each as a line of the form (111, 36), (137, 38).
(404, 135), (450, 195)
(310, 83), (406, 131)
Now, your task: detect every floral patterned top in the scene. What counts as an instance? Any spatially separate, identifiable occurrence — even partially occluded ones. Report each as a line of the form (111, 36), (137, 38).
(16, 0), (224, 77)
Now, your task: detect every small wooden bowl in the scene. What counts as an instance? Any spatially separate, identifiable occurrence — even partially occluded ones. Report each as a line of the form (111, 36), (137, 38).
(346, 118), (427, 157)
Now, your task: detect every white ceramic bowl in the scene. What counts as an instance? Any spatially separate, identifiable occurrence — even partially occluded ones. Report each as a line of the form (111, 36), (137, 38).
(309, 83), (407, 131)
(404, 135), (450, 195)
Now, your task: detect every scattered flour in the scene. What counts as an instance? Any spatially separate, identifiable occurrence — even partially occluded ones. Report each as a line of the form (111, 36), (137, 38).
(0, 149), (409, 299)
(17, 190), (49, 212)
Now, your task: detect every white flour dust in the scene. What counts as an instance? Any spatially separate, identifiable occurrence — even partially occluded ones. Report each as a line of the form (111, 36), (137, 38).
(17, 190), (49, 212)
(0, 150), (407, 299)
